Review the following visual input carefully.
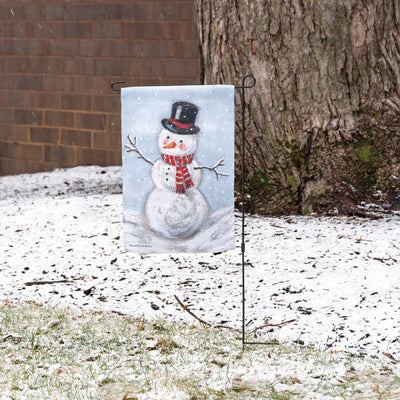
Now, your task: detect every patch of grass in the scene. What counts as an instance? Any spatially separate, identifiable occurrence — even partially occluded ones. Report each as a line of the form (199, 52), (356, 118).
(0, 302), (398, 399)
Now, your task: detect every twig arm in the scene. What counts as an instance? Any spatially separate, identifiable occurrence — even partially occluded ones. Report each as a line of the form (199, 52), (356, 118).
(194, 159), (228, 179)
(124, 135), (154, 165)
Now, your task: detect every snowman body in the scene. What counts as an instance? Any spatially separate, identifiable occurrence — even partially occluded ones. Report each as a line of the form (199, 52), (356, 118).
(145, 128), (209, 239)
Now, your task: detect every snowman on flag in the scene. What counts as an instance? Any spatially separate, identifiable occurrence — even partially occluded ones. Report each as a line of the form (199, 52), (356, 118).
(125, 101), (228, 240)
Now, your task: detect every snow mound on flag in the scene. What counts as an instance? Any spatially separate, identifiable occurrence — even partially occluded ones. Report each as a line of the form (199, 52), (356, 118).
(124, 205), (234, 254)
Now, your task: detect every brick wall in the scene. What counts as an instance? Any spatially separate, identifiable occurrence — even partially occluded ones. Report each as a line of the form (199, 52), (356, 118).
(0, 1), (200, 176)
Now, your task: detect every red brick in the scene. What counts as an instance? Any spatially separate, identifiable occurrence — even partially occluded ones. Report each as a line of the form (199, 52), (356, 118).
(0, 57), (29, 73)
(73, 76), (110, 94)
(31, 93), (61, 110)
(0, 0), (32, 3)
(108, 4), (141, 21)
(61, 93), (91, 111)
(126, 21), (197, 41)
(0, 124), (29, 142)
(0, 108), (14, 124)
(179, 2), (197, 20)
(0, 40), (15, 55)
(78, 40), (112, 57)
(31, 58), (61, 74)
(15, 39), (45, 56)
(176, 21), (199, 40)
(13, 142), (43, 161)
(0, 141), (14, 158)
(0, 91), (30, 109)
(62, 58), (92, 75)
(162, 77), (200, 86)
(180, 40), (200, 58)
(92, 21), (123, 39)
(93, 131), (121, 150)
(43, 5), (73, 20)
(107, 114), (121, 132)
(108, 41), (142, 58)
(0, 7), (15, 20)
(125, 22), (163, 40)
(43, 76), (74, 92)
(91, 95), (120, 113)
(142, 40), (180, 58)
(15, 109), (43, 125)
(157, 20), (196, 40)
(32, 22), (61, 38)
(0, 0), (201, 176)
(45, 39), (77, 56)
(75, 148), (108, 165)
(140, 3), (178, 20)
(61, 129), (91, 147)
(30, 127), (60, 144)
(31, 160), (66, 172)
(0, 5), (40, 21)
(44, 145), (75, 164)
(62, 22), (92, 39)
(76, 112), (106, 131)
(1, 22), (30, 37)
(0, 91), (29, 108)
(45, 110), (75, 128)
(127, 59), (161, 76)
(0, 0), (31, 4)
(94, 59), (125, 76)
(0, 157), (31, 176)
(75, 5), (106, 20)
(163, 59), (199, 78)
(109, 150), (122, 165)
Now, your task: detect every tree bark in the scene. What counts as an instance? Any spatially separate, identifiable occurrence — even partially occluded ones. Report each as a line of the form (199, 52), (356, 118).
(195, 0), (400, 214)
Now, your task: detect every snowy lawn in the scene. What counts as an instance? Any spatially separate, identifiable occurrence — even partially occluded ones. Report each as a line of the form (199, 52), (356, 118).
(0, 166), (399, 397)
(0, 302), (398, 400)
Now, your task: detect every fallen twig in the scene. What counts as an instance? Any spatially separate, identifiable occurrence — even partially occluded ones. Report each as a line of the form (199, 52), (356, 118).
(174, 295), (210, 326)
(367, 255), (393, 263)
(174, 295), (240, 332)
(2, 334), (23, 341)
(390, 242), (400, 250)
(382, 352), (396, 361)
(351, 210), (382, 219)
(250, 317), (297, 334)
(24, 280), (71, 286)
(338, 235), (373, 242)
(334, 225), (373, 242)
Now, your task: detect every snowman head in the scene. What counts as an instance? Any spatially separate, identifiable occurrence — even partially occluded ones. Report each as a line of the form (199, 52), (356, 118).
(159, 129), (197, 156)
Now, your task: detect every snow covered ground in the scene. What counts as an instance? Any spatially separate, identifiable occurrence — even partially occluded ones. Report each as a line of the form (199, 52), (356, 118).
(1, 166), (399, 360)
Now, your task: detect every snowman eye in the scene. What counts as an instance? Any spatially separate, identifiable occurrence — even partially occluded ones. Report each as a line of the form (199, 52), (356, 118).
(166, 136), (170, 139)
(179, 140), (183, 143)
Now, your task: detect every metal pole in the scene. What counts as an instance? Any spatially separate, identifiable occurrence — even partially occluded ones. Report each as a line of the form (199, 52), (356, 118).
(235, 75), (256, 347)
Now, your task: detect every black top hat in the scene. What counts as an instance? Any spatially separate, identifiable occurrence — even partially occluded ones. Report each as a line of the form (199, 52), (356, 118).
(162, 101), (200, 135)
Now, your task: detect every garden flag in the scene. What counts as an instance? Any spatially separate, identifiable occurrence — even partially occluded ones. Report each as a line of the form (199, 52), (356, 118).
(121, 85), (235, 254)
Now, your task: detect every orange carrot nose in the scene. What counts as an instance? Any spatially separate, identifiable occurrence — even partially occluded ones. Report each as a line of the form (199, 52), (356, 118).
(163, 141), (176, 149)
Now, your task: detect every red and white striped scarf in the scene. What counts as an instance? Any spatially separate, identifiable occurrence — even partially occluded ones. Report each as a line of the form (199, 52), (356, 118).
(161, 153), (194, 194)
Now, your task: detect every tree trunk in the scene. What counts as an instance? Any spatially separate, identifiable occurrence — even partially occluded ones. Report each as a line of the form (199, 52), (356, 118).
(195, 0), (400, 214)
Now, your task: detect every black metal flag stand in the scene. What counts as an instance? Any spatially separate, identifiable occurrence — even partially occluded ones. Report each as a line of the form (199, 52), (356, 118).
(112, 76), (266, 347)
(234, 75), (269, 347)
